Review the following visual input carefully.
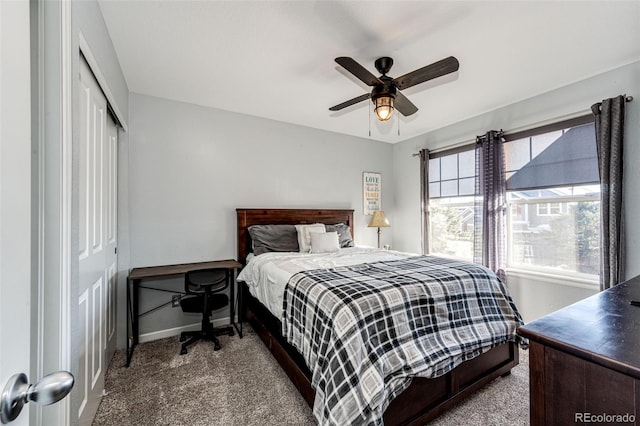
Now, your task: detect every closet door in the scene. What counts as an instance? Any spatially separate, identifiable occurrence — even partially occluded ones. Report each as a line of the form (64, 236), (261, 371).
(105, 113), (118, 365)
(77, 55), (117, 425)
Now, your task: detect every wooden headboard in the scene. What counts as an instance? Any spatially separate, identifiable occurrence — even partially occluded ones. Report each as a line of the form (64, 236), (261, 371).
(236, 208), (355, 264)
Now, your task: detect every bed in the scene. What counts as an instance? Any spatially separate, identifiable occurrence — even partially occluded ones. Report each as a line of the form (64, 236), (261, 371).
(236, 208), (522, 425)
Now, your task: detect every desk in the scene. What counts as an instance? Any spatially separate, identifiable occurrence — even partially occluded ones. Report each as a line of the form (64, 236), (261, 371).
(126, 259), (243, 367)
(518, 275), (640, 425)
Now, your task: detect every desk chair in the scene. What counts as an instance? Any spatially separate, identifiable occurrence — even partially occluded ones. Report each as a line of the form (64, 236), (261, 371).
(179, 268), (234, 355)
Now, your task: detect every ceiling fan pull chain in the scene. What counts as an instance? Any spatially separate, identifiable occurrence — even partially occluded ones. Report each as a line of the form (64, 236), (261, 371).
(397, 115), (400, 136)
(368, 103), (371, 137)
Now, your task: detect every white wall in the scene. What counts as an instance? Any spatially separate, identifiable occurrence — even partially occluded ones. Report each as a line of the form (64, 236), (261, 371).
(120, 62), (640, 341)
(392, 61), (640, 321)
(507, 271), (598, 323)
(122, 93), (394, 338)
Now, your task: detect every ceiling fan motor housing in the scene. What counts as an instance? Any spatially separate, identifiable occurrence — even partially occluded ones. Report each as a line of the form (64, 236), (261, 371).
(371, 76), (397, 102)
(374, 57), (394, 75)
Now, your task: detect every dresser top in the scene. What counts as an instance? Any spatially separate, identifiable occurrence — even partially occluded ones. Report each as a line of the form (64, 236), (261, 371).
(518, 275), (640, 379)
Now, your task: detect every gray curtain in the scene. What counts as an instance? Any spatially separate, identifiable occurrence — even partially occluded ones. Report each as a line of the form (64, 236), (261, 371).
(419, 148), (430, 255)
(591, 95), (625, 290)
(473, 131), (507, 282)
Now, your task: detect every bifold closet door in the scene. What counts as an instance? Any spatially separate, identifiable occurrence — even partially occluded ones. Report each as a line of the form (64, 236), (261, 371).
(77, 55), (118, 426)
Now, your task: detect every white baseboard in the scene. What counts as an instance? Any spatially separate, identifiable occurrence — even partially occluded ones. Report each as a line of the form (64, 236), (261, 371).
(139, 317), (233, 344)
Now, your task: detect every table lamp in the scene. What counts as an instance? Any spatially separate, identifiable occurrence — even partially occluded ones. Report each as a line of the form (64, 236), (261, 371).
(368, 210), (390, 249)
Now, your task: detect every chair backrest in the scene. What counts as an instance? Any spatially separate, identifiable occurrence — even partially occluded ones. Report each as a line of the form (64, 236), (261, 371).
(184, 268), (228, 295)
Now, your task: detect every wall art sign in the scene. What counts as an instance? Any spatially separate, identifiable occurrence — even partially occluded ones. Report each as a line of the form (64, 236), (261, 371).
(363, 172), (381, 215)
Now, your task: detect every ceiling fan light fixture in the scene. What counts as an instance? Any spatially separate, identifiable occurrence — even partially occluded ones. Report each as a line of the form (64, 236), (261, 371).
(374, 95), (394, 121)
(330, 56), (459, 122)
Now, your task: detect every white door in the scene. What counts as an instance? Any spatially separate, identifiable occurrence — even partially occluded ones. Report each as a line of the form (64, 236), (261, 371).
(77, 56), (117, 426)
(0, 1), (32, 425)
(105, 114), (118, 365)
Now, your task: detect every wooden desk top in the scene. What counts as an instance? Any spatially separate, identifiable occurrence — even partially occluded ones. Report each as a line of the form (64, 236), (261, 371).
(128, 259), (242, 281)
(518, 275), (640, 379)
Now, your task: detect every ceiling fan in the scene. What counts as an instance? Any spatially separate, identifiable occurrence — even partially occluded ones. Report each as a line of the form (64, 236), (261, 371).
(329, 56), (459, 121)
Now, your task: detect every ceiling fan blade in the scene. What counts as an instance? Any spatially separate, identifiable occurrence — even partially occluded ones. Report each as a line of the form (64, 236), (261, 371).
(335, 57), (383, 87)
(394, 56), (460, 90)
(329, 93), (371, 111)
(394, 92), (418, 117)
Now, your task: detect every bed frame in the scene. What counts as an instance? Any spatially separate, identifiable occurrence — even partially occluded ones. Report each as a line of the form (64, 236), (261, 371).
(236, 208), (518, 425)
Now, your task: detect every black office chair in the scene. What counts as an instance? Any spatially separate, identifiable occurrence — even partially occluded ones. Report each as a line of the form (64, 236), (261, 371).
(179, 268), (234, 355)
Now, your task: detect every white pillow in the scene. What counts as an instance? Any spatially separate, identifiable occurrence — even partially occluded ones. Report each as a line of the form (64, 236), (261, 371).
(295, 223), (326, 253)
(310, 231), (340, 254)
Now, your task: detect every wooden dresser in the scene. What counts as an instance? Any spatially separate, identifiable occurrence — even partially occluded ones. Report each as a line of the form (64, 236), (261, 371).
(518, 275), (640, 425)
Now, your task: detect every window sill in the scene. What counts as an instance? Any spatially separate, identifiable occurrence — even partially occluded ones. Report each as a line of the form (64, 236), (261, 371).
(507, 267), (599, 290)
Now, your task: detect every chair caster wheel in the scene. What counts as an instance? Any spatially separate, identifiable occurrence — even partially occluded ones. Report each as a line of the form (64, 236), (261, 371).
(228, 329), (235, 336)
(179, 335), (186, 342)
(180, 347), (187, 355)
(213, 342), (221, 351)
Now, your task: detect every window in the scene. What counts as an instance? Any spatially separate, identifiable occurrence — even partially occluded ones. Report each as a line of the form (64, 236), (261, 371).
(424, 117), (600, 278)
(505, 121), (600, 277)
(428, 149), (475, 198)
(428, 149), (476, 261)
(537, 202), (562, 216)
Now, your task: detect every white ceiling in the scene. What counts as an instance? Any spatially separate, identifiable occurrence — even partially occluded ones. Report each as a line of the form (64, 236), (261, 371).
(98, 1), (640, 143)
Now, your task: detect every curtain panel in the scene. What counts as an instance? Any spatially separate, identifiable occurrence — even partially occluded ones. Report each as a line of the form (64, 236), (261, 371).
(591, 95), (626, 290)
(473, 131), (507, 282)
(419, 149), (430, 255)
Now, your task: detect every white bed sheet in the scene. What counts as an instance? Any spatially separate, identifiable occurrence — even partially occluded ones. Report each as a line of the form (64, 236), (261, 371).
(237, 247), (416, 320)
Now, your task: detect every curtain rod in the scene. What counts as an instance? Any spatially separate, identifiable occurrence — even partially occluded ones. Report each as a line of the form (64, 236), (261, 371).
(412, 95), (634, 157)
(411, 136), (475, 158)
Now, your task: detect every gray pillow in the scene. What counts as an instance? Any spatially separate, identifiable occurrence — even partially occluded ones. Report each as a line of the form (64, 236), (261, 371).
(248, 224), (299, 255)
(325, 223), (354, 248)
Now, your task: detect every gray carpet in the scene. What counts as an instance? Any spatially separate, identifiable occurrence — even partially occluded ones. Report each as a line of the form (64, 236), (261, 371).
(93, 327), (529, 425)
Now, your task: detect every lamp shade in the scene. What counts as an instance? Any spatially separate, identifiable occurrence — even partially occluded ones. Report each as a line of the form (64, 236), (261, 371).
(368, 211), (390, 228)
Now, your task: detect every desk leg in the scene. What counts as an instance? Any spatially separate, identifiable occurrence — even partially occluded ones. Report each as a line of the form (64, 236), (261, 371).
(126, 277), (132, 367)
(126, 278), (140, 367)
(133, 279), (140, 345)
(231, 269), (242, 338)
(228, 270), (234, 334)
(237, 277), (243, 338)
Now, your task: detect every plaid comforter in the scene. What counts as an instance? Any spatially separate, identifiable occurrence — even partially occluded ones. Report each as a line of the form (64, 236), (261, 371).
(282, 255), (523, 426)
